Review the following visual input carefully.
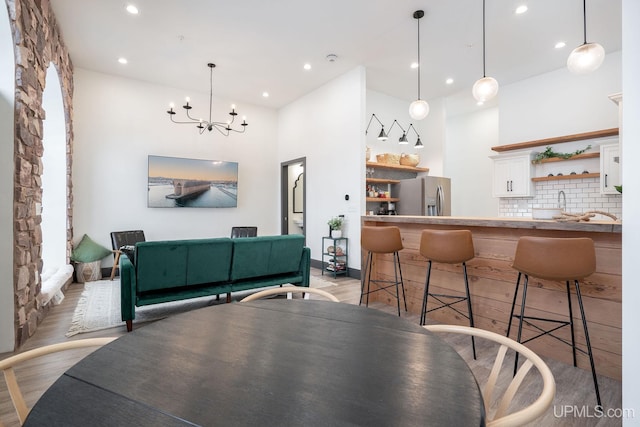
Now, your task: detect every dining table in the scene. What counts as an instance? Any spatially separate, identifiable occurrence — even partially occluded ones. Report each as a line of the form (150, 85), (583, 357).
(24, 299), (485, 426)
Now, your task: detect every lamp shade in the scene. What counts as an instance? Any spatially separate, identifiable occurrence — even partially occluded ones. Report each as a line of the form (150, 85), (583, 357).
(472, 76), (499, 102)
(567, 42), (605, 74)
(409, 99), (429, 120)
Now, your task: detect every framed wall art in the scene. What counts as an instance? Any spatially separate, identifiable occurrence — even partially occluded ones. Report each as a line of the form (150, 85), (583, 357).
(147, 155), (238, 208)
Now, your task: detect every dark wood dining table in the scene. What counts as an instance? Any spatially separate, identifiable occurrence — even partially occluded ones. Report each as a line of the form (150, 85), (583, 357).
(25, 300), (485, 426)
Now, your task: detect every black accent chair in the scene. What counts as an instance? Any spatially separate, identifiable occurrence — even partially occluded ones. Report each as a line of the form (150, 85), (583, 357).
(230, 227), (258, 238)
(110, 230), (146, 280)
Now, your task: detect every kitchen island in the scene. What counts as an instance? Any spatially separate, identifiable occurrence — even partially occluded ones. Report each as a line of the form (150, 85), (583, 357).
(361, 215), (622, 380)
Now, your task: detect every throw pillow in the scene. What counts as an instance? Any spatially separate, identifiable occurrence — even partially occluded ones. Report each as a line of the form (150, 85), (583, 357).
(71, 234), (112, 263)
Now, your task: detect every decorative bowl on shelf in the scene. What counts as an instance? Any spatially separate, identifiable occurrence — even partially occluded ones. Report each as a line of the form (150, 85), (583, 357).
(399, 153), (420, 167)
(376, 153), (400, 165)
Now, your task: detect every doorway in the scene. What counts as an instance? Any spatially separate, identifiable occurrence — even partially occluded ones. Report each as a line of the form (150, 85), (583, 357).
(281, 158), (305, 241)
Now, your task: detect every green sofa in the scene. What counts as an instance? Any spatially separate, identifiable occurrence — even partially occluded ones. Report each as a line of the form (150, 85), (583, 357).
(120, 234), (310, 331)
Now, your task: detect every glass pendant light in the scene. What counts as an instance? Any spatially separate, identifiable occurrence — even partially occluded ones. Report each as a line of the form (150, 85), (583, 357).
(472, 0), (499, 102)
(567, 0), (605, 74)
(409, 10), (429, 120)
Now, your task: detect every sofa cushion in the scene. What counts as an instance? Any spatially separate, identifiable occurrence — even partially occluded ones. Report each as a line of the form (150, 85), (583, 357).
(185, 238), (233, 285)
(230, 235), (304, 281)
(135, 241), (189, 292)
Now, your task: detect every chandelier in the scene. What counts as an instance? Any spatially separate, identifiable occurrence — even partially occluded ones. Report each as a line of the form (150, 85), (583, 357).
(166, 63), (248, 136)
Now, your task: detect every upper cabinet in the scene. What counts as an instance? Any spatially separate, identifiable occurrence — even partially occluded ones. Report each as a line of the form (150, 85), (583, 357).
(600, 143), (621, 194)
(490, 152), (535, 198)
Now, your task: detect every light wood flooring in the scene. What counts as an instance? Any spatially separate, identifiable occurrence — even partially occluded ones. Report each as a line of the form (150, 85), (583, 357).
(1, 269), (623, 426)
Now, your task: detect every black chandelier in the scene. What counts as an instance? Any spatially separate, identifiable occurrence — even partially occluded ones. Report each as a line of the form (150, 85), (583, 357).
(365, 114), (423, 149)
(166, 63), (248, 136)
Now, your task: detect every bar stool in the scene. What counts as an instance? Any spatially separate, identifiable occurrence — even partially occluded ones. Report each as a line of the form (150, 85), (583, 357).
(507, 236), (601, 407)
(360, 226), (407, 316)
(419, 229), (476, 359)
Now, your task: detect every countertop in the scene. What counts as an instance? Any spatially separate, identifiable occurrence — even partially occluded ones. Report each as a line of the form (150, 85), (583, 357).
(361, 215), (622, 233)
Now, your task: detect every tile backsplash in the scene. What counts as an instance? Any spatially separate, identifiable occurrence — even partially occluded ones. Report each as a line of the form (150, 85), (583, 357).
(498, 177), (622, 220)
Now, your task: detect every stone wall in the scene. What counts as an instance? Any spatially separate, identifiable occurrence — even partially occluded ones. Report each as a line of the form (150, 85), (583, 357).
(7, 0), (74, 347)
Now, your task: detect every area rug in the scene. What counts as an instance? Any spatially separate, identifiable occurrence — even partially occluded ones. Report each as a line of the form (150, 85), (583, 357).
(66, 276), (338, 336)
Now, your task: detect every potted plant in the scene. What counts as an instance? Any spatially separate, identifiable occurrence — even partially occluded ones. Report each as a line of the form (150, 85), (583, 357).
(327, 216), (344, 238)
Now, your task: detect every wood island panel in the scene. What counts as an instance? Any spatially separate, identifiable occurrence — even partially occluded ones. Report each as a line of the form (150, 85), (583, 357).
(361, 215), (622, 380)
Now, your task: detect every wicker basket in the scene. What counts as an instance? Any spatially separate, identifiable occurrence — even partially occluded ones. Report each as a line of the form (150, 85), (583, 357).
(376, 153), (401, 165)
(399, 153), (420, 167)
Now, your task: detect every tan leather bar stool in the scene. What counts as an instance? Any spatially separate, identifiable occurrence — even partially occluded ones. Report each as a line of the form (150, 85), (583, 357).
(419, 229), (476, 358)
(360, 226), (407, 316)
(507, 236), (601, 407)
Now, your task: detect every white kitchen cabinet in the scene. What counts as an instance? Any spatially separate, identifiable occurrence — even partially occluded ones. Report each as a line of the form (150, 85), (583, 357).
(490, 152), (535, 198)
(600, 143), (621, 194)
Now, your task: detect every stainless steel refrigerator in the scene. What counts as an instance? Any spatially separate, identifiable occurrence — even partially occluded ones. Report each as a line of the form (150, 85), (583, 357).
(397, 176), (451, 216)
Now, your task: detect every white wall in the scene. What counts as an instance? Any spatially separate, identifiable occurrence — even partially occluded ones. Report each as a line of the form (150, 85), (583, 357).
(622, 0), (640, 420)
(278, 67), (365, 269)
(0, 3), (15, 352)
(73, 68), (279, 267)
(445, 106), (499, 217)
(499, 51), (621, 144)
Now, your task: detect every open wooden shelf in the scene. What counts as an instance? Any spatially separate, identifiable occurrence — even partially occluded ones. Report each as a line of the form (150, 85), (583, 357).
(366, 197), (399, 203)
(492, 128), (618, 152)
(531, 172), (599, 182)
(366, 178), (400, 184)
(366, 162), (429, 173)
(534, 152), (600, 164)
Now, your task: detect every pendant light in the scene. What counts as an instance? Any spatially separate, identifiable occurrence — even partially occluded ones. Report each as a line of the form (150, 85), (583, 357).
(409, 10), (429, 120)
(567, 0), (605, 74)
(472, 0), (499, 102)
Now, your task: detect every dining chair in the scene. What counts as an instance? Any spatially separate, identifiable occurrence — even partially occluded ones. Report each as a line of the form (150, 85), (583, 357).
(230, 226), (258, 238)
(239, 286), (339, 302)
(0, 337), (117, 426)
(424, 324), (555, 427)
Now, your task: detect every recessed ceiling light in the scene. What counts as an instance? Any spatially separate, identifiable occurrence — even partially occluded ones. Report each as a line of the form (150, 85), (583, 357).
(515, 5), (528, 14)
(445, 78), (454, 85)
(118, 57), (128, 64)
(555, 41), (566, 49)
(303, 63), (311, 70)
(476, 101), (484, 106)
(410, 62), (419, 69)
(125, 4), (139, 14)
(262, 92), (269, 98)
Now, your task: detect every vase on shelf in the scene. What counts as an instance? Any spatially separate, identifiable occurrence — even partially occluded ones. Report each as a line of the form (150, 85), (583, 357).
(331, 229), (342, 238)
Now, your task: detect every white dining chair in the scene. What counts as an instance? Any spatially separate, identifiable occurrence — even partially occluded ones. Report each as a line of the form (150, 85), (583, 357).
(0, 337), (117, 426)
(240, 286), (339, 303)
(424, 324), (555, 427)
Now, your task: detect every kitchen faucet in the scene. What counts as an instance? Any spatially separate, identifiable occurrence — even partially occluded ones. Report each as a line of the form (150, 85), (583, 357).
(558, 190), (566, 211)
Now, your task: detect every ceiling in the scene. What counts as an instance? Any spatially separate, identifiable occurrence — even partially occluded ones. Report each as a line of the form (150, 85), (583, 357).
(49, 0), (621, 110)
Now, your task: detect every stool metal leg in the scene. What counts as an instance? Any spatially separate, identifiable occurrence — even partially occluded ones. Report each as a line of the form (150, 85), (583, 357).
(514, 274), (529, 376)
(506, 272), (522, 339)
(395, 252), (407, 312)
(574, 280), (602, 408)
(393, 252), (401, 316)
(463, 262), (477, 359)
(566, 281), (577, 367)
(420, 261), (433, 326)
(359, 252), (373, 307)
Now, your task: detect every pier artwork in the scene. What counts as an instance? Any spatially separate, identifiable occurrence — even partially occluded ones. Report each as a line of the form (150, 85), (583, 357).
(147, 155), (238, 208)
(165, 179), (211, 201)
